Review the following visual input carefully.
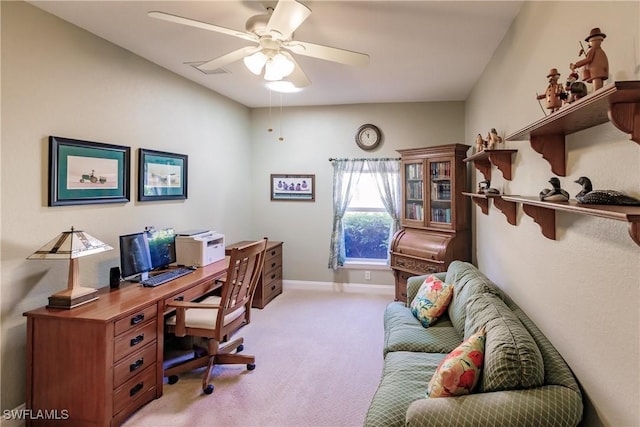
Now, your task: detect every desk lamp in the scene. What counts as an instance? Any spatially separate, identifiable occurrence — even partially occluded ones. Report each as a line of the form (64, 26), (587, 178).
(28, 227), (113, 309)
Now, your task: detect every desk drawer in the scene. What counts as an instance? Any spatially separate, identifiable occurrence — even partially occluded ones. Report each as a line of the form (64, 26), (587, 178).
(164, 279), (218, 313)
(113, 320), (157, 362)
(113, 364), (156, 416)
(264, 245), (282, 269)
(113, 342), (157, 388)
(114, 304), (158, 336)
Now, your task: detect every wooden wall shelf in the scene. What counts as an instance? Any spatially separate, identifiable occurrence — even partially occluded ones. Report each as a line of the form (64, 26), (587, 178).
(463, 192), (517, 226)
(506, 81), (640, 176)
(463, 149), (518, 181)
(501, 195), (640, 246)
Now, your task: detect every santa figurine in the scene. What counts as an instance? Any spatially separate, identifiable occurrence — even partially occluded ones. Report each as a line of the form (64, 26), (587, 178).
(570, 28), (608, 91)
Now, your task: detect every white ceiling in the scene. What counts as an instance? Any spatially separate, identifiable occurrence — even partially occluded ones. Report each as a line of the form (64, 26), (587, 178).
(28, 0), (523, 108)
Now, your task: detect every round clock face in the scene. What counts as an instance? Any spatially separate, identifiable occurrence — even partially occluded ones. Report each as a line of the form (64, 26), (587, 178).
(356, 124), (382, 150)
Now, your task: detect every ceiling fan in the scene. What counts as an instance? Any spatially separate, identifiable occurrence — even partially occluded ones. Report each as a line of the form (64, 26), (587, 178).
(148, 0), (369, 89)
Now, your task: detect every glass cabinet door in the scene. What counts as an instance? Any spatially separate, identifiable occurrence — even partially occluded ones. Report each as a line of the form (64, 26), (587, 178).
(428, 159), (452, 226)
(404, 161), (424, 223)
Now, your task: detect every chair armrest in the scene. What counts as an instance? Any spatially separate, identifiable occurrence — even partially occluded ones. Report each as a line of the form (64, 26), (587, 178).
(166, 300), (220, 309)
(406, 385), (582, 427)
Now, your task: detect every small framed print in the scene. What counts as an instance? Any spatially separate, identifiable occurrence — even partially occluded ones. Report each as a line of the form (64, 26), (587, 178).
(48, 136), (130, 206)
(138, 149), (188, 201)
(271, 174), (315, 201)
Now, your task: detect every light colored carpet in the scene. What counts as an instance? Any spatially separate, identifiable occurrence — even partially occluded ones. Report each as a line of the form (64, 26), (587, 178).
(122, 288), (391, 427)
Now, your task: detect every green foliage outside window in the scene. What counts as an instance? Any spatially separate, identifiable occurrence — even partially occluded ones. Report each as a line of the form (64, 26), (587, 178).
(344, 212), (392, 260)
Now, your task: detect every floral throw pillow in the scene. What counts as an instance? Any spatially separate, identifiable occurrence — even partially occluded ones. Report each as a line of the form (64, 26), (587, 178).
(426, 328), (486, 398)
(410, 275), (454, 327)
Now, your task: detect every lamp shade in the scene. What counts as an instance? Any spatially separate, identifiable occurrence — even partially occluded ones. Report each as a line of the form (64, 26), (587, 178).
(28, 227), (113, 260)
(28, 227), (113, 309)
(243, 51), (268, 75)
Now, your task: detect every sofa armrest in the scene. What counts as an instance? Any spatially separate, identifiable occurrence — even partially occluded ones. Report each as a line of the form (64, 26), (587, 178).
(406, 272), (446, 304)
(406, 385), (582, 427)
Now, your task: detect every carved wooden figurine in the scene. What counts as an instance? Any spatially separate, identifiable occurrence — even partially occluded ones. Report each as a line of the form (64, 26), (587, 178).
(563, 71), (587, 105)
(570, 28), (608, 91)
(537, 68), (565, 113)
(486, 128), (503, 149)
(475, 134), (486, 153)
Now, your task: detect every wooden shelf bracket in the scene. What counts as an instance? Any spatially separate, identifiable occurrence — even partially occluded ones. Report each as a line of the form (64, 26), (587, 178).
(521, 203), (556, 240)
(493, 196), (517, 225)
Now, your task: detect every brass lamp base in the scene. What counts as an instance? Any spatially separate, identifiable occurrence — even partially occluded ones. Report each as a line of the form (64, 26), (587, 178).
(47, 286), (99, 309)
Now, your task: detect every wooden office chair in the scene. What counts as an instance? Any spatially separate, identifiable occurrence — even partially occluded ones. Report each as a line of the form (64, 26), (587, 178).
(164, 238), (268, 394)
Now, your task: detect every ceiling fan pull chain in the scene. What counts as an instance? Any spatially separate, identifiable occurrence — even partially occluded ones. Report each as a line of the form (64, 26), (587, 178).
(268, 89), (273, 133)
(278, 93), (284, 142)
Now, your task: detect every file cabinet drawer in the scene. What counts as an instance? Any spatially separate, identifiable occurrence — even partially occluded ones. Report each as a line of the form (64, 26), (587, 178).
(113, 320), (157, 362)
(112, 364), (157, 416)
(113, 342), (157, 388)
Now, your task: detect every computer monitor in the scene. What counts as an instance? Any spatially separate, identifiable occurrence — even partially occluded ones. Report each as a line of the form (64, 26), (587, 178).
(147, 227), (176, 270)
(119, 232), (152, 281)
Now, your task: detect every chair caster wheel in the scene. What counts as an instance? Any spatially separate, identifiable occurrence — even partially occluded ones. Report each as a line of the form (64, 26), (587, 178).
(168, 375), (179, 385)
(203, 384), (214, 395)
(247, 363), (256, 371)
(237, 344), (244, 353)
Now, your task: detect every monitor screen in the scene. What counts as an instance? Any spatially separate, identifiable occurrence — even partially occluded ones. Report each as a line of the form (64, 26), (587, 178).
(147, 228), (176, 270)
(119, 232), (152, 280)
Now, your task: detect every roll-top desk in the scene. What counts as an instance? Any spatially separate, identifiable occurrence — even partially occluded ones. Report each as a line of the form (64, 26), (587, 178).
(23, 259), (227, 427)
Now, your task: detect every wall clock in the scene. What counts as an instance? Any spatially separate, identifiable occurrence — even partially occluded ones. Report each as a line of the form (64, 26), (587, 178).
(355, 124), (382, 151)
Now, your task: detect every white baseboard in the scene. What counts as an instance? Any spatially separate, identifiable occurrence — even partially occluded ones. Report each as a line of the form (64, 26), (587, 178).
(283, 280), (394, 296)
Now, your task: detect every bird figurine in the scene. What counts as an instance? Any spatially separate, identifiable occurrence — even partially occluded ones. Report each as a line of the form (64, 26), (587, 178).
(486, 128), (503, 150)
(478, 180), (500, 195)
(574, 176), (640, 205)
(539, 177), (570, 201)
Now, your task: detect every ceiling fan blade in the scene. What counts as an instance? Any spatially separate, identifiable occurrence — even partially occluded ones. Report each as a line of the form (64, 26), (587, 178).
(195, 46), (261, 73)
(148, 11), (258, 43)
(284, 41), (369, 67)
(280, 52), (311, 88)
(266, 0), (312, 40)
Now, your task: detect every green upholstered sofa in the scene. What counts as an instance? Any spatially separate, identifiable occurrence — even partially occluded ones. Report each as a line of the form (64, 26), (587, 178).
(365, 261), (583, 427)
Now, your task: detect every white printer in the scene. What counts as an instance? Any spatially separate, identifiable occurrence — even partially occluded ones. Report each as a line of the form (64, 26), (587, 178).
(175, 230), (225, 267)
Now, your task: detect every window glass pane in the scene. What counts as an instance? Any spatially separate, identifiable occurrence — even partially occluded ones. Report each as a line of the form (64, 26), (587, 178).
(348, 173), (385, 209)
(343, 211), (392, 260)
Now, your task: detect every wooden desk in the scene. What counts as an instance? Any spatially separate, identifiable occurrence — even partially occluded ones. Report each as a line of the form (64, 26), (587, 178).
(23, 259), (228, 427)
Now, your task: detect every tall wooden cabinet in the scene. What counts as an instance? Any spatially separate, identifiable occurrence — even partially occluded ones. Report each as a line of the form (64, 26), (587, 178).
(390, 144), (471, 302)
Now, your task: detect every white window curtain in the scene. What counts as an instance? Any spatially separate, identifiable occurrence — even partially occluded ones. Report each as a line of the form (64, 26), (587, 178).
(328, 158), (400, 270)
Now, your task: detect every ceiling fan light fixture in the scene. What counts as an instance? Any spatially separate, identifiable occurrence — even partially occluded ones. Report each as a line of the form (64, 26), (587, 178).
(243, 51), (268, 75)
(265, 81), (303, 93)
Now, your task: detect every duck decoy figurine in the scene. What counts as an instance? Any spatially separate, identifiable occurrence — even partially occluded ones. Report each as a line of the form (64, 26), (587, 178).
(539, 177), (570, 201)
(574, 176), (640, 205)
(478, 180), (500, 195)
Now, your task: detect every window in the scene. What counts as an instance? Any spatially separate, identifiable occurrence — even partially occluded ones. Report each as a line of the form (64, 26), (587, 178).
(343, 170), (393, 265)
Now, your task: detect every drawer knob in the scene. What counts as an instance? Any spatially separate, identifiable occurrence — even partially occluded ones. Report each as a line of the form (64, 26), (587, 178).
(271, 262), (276, 268)
(129, 358), (144, 372)
(130, 314), (144, 325)
(130, 382), (144, 397)
(271, 285), (276, 291)
(130, 334), (144, 347)
(174, 296), (184, 301)
(270, 274), (276, 280)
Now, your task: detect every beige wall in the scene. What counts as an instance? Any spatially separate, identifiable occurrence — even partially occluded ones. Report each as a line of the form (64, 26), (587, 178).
(249, 102), (465, 286)
(2, 1), (639, 426)
(466, 2), (640, 426)
(1, 2), (252, 409)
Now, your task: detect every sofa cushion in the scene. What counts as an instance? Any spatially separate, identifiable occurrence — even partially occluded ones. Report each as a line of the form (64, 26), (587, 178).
(364, 351), (446, 427)
(410, 275), (454, 327)
(445, 261), (500, 337)
(427, 327), (485, 398)
(465, 292), (544, 392)
(384, 302), (461, 356)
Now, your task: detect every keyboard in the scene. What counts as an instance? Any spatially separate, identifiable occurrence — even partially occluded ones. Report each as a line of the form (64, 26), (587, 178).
(141, 268), (195, 287)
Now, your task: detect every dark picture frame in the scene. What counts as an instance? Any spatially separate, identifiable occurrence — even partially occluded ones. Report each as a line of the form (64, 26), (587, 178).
(48, 136), (130, 206)
(271, 174), (315, 201)
(138, 149), (188, 201)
